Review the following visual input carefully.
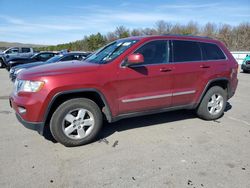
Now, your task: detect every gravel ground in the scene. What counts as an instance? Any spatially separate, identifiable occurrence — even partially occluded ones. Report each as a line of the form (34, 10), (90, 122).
(0, 69), (249, 188)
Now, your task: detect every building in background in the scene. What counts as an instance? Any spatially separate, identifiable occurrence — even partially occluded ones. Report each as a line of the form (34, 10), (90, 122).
(231, 51), (250, 64)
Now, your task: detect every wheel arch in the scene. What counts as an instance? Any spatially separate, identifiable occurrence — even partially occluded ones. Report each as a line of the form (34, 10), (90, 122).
(44, 89), (113, 126)
(196, 77), (230, 108)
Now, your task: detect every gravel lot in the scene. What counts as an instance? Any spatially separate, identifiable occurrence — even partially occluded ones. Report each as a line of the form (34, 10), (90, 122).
(0, 69), (249, 188)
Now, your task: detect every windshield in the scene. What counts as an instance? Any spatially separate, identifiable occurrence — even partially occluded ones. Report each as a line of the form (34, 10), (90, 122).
(46, 55), (63, 63)
(31, 53), (39, 59)
(85, 39), (139, 64)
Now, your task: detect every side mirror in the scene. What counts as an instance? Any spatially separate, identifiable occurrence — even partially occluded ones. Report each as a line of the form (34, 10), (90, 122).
(124, 53), (144, 67)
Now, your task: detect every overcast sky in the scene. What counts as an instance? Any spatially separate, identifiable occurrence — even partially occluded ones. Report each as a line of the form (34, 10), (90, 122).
(0, 0), (249, 45)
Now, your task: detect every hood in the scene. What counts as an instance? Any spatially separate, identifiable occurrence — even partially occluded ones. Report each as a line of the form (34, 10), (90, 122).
(9, 57), (30, 62)
(19, 60), (100, 78)
(14, 61), (45, 69)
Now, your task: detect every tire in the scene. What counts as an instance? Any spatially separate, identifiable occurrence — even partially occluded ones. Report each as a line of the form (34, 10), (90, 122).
(196, 86), (227, 120)
(0, 59), (5, 68)
(50, 98), (103, 147)
(243, 69), (249, 73)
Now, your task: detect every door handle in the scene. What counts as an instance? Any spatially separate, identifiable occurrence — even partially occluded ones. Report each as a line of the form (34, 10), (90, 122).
(200, 65), (210, 69)
(160, 68), (172, 72)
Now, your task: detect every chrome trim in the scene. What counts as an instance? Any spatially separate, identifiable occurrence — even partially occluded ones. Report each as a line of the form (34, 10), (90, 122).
(122, 90), (196, 103)
(122, 93), (172, 103)
(172, 90), (196, 96)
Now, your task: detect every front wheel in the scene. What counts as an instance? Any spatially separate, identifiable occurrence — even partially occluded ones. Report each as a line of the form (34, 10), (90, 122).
(50, 98), (103, 147)
(196, 86), (227, 120)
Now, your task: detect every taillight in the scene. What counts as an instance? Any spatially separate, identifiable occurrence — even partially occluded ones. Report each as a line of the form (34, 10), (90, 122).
(246, 61), (250, 65)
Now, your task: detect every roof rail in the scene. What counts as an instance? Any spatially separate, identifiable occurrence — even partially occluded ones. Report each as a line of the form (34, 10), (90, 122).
(160, 34), (212, 39)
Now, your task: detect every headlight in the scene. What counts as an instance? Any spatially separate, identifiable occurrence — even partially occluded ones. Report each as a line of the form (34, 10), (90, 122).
(9, 61), (14, 64)
(15, 68), (25, 75)
(14, 80), (45, 93)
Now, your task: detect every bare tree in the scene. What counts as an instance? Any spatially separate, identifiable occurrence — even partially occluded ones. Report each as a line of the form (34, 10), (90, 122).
(142, 28), (157, 35)
(131, 29), (142, 36)
(202, 22), (217, 37)
(106, 32), (117, 42)
(217, 24), (233, 49)
(115, 26), (130, 38)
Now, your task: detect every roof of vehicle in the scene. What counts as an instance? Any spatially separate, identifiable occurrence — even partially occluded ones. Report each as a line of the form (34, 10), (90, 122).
(123, 34), (218, 42)
(61, 52), (90, 55)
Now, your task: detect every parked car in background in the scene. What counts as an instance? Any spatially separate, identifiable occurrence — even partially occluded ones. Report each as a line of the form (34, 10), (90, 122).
(9, 35), (238, 147)
(241, 54), (250, 73)
(0, 47), (34, 68)
(9, 52), (90, 81)
(6, 51), (58, 70)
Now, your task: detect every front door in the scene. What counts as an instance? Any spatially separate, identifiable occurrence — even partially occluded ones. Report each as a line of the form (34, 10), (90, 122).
(116, 40), (174, 114)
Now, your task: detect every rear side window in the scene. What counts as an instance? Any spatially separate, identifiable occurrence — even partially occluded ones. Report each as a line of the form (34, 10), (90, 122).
(39, 53), (54, 59)
(21, 48), (31, 53)
(171, 40), (202, 62)
(134, 40), (168, 65)
(61, 54), (84, 61)
(200, 42), (226, 60)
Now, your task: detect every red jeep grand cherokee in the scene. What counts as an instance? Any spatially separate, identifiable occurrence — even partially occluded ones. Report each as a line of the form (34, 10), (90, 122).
(10, 35), (238, 146)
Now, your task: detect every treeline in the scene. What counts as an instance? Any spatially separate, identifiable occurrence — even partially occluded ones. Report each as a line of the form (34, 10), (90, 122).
(37, 21), (250, 52)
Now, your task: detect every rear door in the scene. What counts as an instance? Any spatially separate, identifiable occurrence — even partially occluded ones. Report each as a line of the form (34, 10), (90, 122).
(170, 40), (207, 106)
(20, 48), (32, 58)
(116, 40), (174, 114)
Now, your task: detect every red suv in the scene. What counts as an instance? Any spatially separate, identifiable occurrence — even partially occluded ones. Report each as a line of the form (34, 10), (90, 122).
(10, 35), (238, 146)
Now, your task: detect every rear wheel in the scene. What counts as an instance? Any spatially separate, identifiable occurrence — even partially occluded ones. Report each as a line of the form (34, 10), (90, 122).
(0, 59), (5, 68)
(196, 86), (227, 120)
(50, 98), (103, 147)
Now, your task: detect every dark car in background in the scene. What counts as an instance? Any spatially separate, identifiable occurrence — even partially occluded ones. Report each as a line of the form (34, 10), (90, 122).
(6, 52), (58, 70)
(10, 52), (91, 81)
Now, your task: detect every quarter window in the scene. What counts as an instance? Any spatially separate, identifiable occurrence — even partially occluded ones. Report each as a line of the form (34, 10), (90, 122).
(134, 40), (168, 65)
(171, 40), (202, 62)
(200, 42), (226, 60)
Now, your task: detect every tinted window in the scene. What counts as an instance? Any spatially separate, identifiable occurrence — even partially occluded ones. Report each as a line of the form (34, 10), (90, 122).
(171, 40), (202, 62)
(200, 42), (226, 60)
(61, 55), (75, 61)
(134, 40), (168, 65)
(6, 48), (19, 54)
(61, 54), (84, 61)
(38, 53), (54, 60)
(21, 48), (31, 53)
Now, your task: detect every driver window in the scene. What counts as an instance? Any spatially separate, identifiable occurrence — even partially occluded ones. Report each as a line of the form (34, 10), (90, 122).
(134, 40), (168, 65)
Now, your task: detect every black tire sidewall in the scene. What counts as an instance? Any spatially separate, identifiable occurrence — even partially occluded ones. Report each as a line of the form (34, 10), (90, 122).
(0, 59), (4, 68)
(50, 98), (103, 147)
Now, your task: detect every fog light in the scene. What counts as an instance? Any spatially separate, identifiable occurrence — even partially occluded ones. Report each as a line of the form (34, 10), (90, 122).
(18, 107), (26, 114)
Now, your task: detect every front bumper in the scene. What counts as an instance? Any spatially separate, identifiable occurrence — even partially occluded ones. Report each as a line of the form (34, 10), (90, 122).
(241, 64), (250, 71)
(15, 112), (44, 134)
(9, 95), (45, 134)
